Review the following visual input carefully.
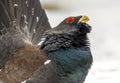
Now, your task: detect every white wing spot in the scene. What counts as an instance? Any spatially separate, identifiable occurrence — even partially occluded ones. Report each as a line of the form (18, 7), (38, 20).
(39, 38), (46, 45)
(0, 69), (1, 72)
(26, 1), (28, 7)
(32, 8), (34, 15)
(36, 17), (39, 23)
(33, 29), (36, 33)
(14, 4), (18, 7)
(21, 80), (27, 83)
(26, 1), (28, 4)
(44, 60), (51, 65)
(23, 15), (28, 24)
(23, 15), (27, 19)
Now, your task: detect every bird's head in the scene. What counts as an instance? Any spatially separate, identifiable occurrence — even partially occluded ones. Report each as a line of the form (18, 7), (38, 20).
(47, 16), (91, 35)
(41, 16), (91, 51)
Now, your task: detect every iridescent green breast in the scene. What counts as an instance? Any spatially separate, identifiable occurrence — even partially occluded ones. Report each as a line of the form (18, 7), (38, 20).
(48, 47), (93, 82)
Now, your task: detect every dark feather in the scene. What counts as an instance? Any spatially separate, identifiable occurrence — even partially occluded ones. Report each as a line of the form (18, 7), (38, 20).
(0, 0), (92, 83)
(26, 16), (93, 83)
(0, 46), (48, 82)
(0, 0), (51, 68)
(0, 0), (51, 44)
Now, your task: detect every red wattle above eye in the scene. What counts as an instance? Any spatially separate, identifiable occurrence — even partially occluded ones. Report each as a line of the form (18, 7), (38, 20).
(66, 17), (75, 24)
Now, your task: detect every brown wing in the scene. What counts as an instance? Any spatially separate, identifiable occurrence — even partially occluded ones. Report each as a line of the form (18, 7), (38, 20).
(0, 46), (48, 83)
(0, 0), (51, 68)
(0, 0), (50, 82)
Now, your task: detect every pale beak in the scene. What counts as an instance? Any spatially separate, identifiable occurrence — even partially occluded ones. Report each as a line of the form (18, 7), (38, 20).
(78, 16), (89, 24)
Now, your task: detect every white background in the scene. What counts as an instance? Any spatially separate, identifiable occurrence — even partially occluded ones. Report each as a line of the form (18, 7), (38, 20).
(0, 0), (120, 83)
(42, 0), (120, 83)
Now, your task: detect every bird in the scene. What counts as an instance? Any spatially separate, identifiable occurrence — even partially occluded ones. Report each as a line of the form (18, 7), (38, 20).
(0, 0), (93, 83)
(0, 0), (50, 82)
(25, 16), (93, 83)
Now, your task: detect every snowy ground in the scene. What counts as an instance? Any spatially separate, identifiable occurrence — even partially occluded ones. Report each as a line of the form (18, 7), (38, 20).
(42, 0), (120, 83)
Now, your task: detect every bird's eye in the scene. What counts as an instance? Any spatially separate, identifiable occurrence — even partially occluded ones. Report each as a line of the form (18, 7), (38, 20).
(66, 17), (75, 24)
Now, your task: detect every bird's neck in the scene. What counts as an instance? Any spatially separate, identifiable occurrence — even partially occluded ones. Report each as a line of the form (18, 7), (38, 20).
(48, 47), (92, 82)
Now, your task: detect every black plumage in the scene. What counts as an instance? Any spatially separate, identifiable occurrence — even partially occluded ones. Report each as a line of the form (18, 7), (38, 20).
(0, 0), (93, 83)
(26, 16), (93, 83)
(0, 0), (51, 69)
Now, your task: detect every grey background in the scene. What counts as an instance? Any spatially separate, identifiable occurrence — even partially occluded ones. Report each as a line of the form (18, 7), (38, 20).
(41, 0), (120, 83)
(0, 0), (120, 83)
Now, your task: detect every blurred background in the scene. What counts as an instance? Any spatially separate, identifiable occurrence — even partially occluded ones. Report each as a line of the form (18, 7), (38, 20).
(41, 0), (120, 83)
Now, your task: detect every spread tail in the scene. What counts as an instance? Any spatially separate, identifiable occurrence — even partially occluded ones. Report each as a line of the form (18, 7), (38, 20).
(0, 0), (51, 68)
